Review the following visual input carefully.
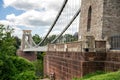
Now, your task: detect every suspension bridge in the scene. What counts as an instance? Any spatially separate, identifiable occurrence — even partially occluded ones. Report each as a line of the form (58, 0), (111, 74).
(17, 0), (120, 79)
(20, 0), (81, 52)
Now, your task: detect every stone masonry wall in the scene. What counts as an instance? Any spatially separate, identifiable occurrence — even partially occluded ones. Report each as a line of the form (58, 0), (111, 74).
(79, 0), (104, 41)
(44, 51), (120, 80)
(102, 0), (120, 39)
(44, 41), (120, 80)
(79, 0), (120, 44)
(16, 49), (37, 61)
(44, 52), (106, 80)
(105, 51), (120, 72)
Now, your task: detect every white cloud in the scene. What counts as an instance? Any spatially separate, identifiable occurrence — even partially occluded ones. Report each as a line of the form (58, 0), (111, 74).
(0, 20), (22, 38)
(12, 26), (22, 38)
(3, 0), (64, 11)
(3, 0), (41, 10)
(0, 20), (10, 26)
(6, 9), (57, 28)
(2, 0), (81, 38)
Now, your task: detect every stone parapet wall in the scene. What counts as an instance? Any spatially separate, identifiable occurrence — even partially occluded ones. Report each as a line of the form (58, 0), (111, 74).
(48, 41), (106, 52)
(48, 41), (83, 52)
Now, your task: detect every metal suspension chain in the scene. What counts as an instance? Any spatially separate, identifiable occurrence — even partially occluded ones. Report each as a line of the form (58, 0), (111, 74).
(37, 0), (68, 46)
(51, 8), (81, 44)
(30, 34), (37, 46)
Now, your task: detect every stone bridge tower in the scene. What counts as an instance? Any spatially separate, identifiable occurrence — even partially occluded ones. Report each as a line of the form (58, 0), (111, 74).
(21, 30), (33, 50)
(79, 0), (120, 50)
(17, 30), (37, 61)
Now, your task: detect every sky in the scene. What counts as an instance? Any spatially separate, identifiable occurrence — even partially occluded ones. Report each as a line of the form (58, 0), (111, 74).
(0, 0), (81, 39)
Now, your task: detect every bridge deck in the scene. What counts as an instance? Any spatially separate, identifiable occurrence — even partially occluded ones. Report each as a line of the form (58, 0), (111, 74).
(23, 46), (48, 52)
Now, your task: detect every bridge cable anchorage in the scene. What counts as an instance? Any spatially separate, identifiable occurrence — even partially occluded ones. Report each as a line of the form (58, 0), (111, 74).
(37, 0), (68, 46)
(51, 8), (81, 44)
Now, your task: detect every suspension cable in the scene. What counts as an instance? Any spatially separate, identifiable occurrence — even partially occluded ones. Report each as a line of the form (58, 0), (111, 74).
(30, 36), (37, 46)
(51, 8), (81, 44)
(37, 0), (68, 46)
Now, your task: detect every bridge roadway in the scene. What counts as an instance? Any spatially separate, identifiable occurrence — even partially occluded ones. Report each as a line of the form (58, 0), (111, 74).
(23, 46), (48, 52)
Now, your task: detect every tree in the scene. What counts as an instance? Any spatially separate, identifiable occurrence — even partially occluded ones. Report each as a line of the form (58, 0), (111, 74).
(0, 24), (16, 56)
(63, 34), (74, 42)
(56, 33), (78, 43)
(41, 35), (57, 45)
(14, 36), (21, 49)
(73, 32), (78, 41)
(0, 24), (36, 80)
(48, 35), (57, 43)
(32, 34), (42, 44)
(0, 55), (36, 80)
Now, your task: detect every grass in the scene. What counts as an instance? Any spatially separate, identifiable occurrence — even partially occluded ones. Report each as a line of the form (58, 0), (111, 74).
(73, 71), (120, 80)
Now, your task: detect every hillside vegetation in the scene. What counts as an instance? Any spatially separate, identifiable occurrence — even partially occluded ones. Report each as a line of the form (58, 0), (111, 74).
(0, 24), (36, 80)
(73, 71), (120, 80)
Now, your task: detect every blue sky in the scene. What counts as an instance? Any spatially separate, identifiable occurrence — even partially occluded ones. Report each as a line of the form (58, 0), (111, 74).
(0, 0), (80, 38)
(0, 0), (24, 20)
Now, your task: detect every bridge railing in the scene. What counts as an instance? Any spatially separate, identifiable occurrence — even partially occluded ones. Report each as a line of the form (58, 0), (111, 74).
(48, 41), (84, 52)
(48, 41), (106, 52)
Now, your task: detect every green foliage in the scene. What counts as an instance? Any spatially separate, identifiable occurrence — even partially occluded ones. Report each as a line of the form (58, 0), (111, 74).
(15, 71), (36, 80)
(0, 55), (36, 80)
(47, 35), (57, 43)
(85, 71), (120, 80)
(32, 33), (78, 46)
(9, 56), (35, 73)
(73, 71), (120, 80)
(81, 71), (106, 79)
(0, 24), (36, 80)
(63, 34), (74, 42)
(33, 60), (44, 79)
(0, 24), (16, 56)
(55, 33), (78, 43)
(33, 34), (42, 44)
(33, 52), (45, 79)
(0, 55), (17, 80)
(14, 36), (21, 49)
(37, 52), (45, 60)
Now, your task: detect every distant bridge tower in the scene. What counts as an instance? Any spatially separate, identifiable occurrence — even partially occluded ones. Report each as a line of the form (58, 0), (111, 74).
(21, 30), (35, 50)
(17, 30), (37, 61)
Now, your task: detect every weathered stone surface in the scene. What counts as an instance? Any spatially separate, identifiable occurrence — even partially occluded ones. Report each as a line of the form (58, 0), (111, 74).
(16, 49), (37, 61)
(48, 42), (82, 52)
(79, 0), (104, 41)
(44, 52), (106, 80)
(44, 0), (120, 80)
(79, 0), (120, 49)
(48, 41), (106, 53)
(103, 0), (120, 39)
(44, 51), (120, 80)
(105, 51), (120, 72)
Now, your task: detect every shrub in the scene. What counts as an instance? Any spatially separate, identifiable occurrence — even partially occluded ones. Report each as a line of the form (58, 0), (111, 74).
(0, 55), (36, 80)
(10, 56), (35, 73)
(33, 60), (44, 79)
(15, 71), (36, 80)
